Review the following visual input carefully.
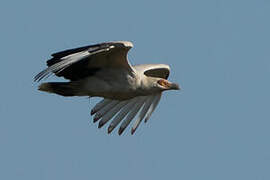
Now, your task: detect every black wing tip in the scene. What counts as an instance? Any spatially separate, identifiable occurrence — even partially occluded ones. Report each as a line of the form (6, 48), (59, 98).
(93, 118), (99, 123)
(98, 121), (105, 129)
(118, 127), (125, 135)
(131, 128), (136, 135)
(90, 110), (96, 116)
(108, 126), (113, 134)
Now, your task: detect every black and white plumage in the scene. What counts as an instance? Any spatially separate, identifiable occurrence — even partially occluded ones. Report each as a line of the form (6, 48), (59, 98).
(35, 41), (180, 135)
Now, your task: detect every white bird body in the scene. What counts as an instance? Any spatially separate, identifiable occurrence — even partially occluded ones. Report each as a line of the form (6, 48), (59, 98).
(77, 68), (138, 99)
(35, 41), (179, 135)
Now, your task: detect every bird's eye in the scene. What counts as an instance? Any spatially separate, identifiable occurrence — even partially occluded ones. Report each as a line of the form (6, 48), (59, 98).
(157, 79), (170, 88)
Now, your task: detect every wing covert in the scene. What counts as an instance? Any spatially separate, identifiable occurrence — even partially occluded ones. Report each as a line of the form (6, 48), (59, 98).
(133, 64), (170, 79)
(34, 41), (134, 81)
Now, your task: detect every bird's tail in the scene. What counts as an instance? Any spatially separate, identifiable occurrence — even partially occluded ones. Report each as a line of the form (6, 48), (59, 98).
(38, 82), (81, 96)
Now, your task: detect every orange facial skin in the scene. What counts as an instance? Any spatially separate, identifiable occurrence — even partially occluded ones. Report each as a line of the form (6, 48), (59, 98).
(157, 79), (171, 89)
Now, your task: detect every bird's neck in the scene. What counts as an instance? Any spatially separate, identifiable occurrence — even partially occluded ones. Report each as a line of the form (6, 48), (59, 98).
(137, 76), (159, 94)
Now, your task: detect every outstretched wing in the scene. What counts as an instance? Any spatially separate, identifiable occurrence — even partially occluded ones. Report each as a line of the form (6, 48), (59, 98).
(34, 41), (134, 81)
(91, 93), (162, 135)
(88, 63), (167, 135)
(133, 64), (170, 79)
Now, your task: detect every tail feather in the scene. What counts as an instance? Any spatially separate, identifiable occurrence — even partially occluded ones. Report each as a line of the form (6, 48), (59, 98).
(38, 82), (79, 96)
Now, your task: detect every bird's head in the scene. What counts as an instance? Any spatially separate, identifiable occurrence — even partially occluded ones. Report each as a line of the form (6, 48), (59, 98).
(147, 77), (180, 91)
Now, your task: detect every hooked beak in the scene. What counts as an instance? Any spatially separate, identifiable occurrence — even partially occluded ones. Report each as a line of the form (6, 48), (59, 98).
(170, 83), (180, 90)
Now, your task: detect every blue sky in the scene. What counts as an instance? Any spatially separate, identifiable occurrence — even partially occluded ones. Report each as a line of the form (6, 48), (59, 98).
(1, 0), (270, 179)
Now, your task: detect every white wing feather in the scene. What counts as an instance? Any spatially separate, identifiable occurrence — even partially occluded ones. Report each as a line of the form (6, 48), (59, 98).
(90, 95), (163, 135)
(93, 100), (119, 122)
(91, 99), (111, 115)
(98, 101), (129, 128)
(144, 93), (162, 123)
(131, 95), (156, 134)
(107, 98), (139, 134)
(133, 64), (170, 79)
(118, 97), (146, 135)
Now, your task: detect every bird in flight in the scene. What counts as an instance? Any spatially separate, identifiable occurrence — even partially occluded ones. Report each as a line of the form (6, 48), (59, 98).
(35, 41), (180, 135)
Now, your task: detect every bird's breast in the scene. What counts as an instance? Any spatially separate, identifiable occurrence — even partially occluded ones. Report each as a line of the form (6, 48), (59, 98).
(82, 68), (147, 100)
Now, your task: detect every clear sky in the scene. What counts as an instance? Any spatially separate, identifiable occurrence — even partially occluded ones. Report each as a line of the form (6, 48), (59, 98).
(0, 0), (270, 179)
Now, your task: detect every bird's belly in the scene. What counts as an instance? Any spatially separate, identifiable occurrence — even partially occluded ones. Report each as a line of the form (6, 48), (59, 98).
(92, 84), (146, 100)
(98, 91), (138, 100)
(94, 86), (157, 100)
(81, 75), (145, 100)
